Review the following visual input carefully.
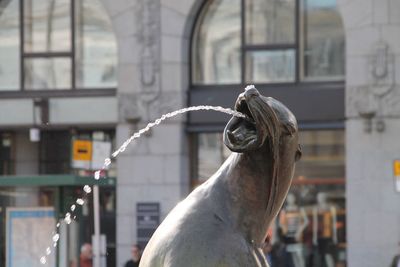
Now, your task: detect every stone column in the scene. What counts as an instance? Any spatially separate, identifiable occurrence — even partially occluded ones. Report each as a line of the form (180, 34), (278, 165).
(339, 0), (400, 266)
(101, 0), (198, 265)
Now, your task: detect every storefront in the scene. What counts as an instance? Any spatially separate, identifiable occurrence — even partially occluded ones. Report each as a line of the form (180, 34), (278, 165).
(0, 128), (117, 267)
(0, 175), (116, 267)
(187, 0), (346, 266)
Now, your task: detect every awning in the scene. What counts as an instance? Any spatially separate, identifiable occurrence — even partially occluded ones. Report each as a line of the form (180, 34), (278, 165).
(0, 175), (116, 187)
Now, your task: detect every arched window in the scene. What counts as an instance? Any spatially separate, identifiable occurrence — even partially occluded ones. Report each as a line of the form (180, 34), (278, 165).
(0, 0), (117, 91)
(192, 0), (344, 85)
(190, 2), (347, 265)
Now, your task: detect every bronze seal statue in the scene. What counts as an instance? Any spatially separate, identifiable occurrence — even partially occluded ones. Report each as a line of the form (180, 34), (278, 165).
(140, 86), (302, 267)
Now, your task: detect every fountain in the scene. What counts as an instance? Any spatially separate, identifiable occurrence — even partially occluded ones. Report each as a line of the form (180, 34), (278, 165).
(40, 86), (301, 267)
(39, 105), (246, 263)
(139, 85), (301, 267)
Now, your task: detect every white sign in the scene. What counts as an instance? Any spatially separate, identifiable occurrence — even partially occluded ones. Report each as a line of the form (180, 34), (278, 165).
(91, 141), (112, 170)
(29, 128), (40, 142)
(6, 207), (56, 267)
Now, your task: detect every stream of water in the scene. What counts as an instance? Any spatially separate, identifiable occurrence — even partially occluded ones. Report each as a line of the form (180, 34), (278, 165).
(39, 105), (245, 265)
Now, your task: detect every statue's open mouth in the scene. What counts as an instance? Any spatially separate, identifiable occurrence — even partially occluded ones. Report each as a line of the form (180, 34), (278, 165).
(236, 96), (256, 124)
(224, 93), (259, 152)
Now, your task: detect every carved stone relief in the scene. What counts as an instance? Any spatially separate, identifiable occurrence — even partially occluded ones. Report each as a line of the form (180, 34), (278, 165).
(136, 0), (161, 120)
(347, 40), (397, 132)
(368, 41), (395, 97)
(118, 93), (141, 122)
(119, 92), (184, 124)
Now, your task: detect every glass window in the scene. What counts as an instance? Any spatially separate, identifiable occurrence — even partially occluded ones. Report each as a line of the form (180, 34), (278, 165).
(192, 130), (345, 185)
(245, 50), (296, 83)
(192, 0), (345, 85)
(197, 133), (228, 182)
(245, 0), (295, 45)
(39, 131), (71, 174)
(302, 0), (345, 80)
(75, 0), (117, 88)
(0, 0), (117, 91)
(23, 0), (71, 53)
(294, 130), (345, 179)
(38, 130), (115, 175)
(24, 58), (72, 89)
(0, 133), (15, 175)
(0, 0), (20, 90)
(192, 0), (241, 84)
(191, 130), (346, 266)
(277, 185), (346, 267)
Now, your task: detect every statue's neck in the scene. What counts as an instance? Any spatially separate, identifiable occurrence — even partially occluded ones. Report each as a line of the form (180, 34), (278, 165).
(221, 152), (273, 246)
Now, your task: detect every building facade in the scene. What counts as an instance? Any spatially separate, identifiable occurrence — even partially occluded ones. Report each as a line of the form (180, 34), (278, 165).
(0, 0), (399, 267)
(112, 0), (347, 266)
(0, 0), (118, 266)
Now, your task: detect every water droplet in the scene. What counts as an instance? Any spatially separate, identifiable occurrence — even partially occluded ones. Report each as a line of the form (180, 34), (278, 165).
(64, 213), (72, 224)
(104, 158), (112, 166)
(52, 233), (60, 242)
(76, 198), (85, 205)
(53, 242), (58, 247)
(56, 222), (60, 228)
(83, 185), (92, 194)
(77, 199), (85, 205)
(70, 204), (76, 211)
(40, 256), (46, 264)
(94, 171), (101, 180)
(46, 247), (51, 255)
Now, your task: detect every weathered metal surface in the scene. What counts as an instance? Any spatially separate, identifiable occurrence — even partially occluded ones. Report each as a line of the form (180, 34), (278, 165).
(140, 86), (301, 267)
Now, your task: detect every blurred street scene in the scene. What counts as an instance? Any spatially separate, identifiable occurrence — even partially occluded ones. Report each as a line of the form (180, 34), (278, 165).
(0, 0), (399, 266)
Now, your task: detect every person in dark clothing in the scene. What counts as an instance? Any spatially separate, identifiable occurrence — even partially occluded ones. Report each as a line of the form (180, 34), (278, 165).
(270, 227), (295, 267)
(125, 244), (141, 267)
(390, 243), (400, 267)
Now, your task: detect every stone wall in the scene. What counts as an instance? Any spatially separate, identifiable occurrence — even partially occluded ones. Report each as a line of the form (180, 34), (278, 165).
(98, 0), (400, 265)
(339, 0), (400, 266)
(100, 0), (200, 265)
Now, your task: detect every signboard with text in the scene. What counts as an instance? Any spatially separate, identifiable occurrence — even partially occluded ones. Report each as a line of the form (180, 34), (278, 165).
(136, 203), (160, 249)
(6, 208), (55, 267)
(393, 160), (400, 192)
(72, 140), (92, 169)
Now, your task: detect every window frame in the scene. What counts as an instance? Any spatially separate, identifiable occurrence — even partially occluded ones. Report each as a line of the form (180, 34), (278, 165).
(0, 0), (116, 97)
(189, 128), (346, 190)
(190, 0), (345, 87)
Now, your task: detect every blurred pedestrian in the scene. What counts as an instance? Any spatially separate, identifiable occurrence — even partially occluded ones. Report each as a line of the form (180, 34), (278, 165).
(125, 244), (142, 267)
(390, 243), (400, 267)
(80, 243), (93, 267)
(271, 227), (295, 267)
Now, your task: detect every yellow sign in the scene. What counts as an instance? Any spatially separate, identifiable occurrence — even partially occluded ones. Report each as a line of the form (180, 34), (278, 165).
(73, 140), (92, 161)
(394, 160), (400, 176)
